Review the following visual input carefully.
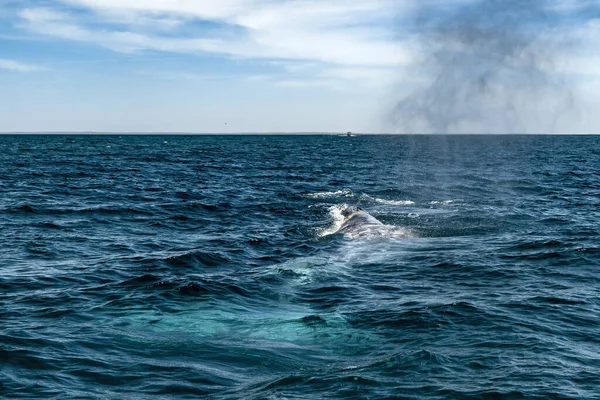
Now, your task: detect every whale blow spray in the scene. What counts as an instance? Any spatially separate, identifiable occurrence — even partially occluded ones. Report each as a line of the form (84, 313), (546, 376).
(391, 0), (586, 134)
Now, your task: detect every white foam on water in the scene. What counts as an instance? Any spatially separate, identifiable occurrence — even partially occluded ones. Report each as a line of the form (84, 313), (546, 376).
(317, 204), (348, 238)
(335, 238), (416, 266)
(374, 199), (415, 206)
(360, 194), (415, 206)
(430, 200), (455, 205)
(341, 224), (415, 240)
(306, 189), (353, 199)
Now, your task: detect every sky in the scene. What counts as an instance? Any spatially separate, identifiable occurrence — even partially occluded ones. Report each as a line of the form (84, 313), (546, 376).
(0, 0), (599, 133)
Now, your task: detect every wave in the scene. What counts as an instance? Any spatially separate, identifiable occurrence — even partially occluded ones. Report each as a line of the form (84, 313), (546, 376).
(126, 250), (231, 269)
(5, 203), (153, 216)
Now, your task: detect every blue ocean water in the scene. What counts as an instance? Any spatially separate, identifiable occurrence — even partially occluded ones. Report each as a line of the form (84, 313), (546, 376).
(1, 134), (599, 399)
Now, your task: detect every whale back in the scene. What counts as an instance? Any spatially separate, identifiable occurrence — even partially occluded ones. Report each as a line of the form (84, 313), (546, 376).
(338, 208), (383, 234)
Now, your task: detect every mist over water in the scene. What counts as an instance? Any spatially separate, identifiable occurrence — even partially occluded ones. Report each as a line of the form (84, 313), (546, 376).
(392, 0), (587, 133)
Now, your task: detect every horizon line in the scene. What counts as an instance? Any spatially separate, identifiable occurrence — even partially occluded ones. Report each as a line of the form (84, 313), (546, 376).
(1, 132), (599, 135)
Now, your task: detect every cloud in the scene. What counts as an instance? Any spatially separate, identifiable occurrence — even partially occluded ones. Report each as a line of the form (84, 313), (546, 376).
(0, 58), (43, 72)
(18, 7), (225, 54)
(17, 1), (409, 67)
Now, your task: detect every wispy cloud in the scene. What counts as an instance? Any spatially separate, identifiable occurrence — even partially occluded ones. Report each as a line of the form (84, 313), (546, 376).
(17, 1), (409, 67)
(0, 58), (43, 72)
(18, 7), (224, 54)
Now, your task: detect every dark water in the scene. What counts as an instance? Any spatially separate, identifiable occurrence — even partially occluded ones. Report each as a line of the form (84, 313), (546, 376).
(1, 134), (599, 399)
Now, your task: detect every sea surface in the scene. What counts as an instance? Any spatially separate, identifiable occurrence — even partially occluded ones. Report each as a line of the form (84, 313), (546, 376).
(1, 134), (599, 399)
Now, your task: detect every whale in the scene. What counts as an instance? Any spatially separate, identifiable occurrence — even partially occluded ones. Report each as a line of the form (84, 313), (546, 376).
(320, 204), (413, 239)
(336, 205), (384, 237)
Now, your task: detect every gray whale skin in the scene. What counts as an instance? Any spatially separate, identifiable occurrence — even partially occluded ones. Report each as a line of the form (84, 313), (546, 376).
(337, 206), (383, 235)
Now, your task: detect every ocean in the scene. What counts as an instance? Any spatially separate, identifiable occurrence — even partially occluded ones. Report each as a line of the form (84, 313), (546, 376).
(1, 134), (599, 399)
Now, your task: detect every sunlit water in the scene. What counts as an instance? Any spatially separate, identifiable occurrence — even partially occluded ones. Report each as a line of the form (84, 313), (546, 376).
(1, 134), (599, 399)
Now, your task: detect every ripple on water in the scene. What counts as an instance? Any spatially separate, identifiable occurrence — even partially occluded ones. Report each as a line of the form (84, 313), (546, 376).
(1, 135), (599, 399)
